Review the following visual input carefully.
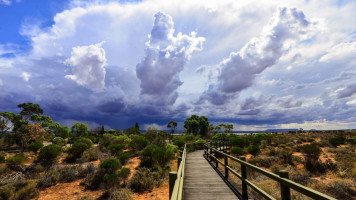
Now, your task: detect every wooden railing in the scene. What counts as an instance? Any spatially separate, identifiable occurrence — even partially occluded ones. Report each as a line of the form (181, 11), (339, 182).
(169, 144), (187, 200)
(204, 141), (337, 200)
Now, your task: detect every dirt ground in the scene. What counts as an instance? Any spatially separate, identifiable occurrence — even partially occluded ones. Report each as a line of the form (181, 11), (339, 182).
(38, 179), (103, 200)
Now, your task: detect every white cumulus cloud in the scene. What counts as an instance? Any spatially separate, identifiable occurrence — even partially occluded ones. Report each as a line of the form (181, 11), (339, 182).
(200, 7), (322, 105)
(136, 12), (205, 106)
(65, 42), (107, 92)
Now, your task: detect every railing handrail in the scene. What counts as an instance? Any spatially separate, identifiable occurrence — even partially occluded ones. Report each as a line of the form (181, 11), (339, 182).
(170, 144), (187, 200)
(204, 141), (337, 200)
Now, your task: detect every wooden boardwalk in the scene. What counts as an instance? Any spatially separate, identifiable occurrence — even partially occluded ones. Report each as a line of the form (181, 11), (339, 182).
(183, 150), (238, 200)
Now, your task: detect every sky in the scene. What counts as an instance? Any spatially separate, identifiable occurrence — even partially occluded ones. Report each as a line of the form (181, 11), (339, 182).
(0, 0), (356, 131)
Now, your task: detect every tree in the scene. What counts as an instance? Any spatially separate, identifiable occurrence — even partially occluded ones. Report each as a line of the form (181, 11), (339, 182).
(0, 112), (23, 132)
(0, 117), (8, 133)
(184, 115), (210, 136)
(167, 121), (178, 135)
(100, 126), (105, 135)
(16, 123), (45, 150)
(125, 126), (140, 135)
(71, 122), (89, 137)
(135, 122), (140, 130)
(18, 103), (44, 121)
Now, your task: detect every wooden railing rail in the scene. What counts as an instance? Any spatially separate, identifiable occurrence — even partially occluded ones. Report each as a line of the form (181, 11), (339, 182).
(204, 141), (337, 200)
(169, 144), (187, 200)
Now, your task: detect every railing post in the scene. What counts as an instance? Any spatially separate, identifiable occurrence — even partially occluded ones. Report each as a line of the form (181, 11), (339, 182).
(179, 151), (183, 157)
(224, 155), (228, 179)
(177, 156), (182, 170)
(279, 170), (291, 200)
(169, 172), (177, 199)
(215, 151), (218, 168)
(210, 147), (213, 162)
(240, 156), (248, 200)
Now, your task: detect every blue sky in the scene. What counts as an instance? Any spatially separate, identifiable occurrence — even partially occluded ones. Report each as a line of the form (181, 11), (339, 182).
(0, 0), (356, 131)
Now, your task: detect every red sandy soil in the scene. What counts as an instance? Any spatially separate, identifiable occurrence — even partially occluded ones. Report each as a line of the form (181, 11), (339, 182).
(38, 179), (104, 200)
(133, 181), (169, 200)
(124, 156), (140, 180)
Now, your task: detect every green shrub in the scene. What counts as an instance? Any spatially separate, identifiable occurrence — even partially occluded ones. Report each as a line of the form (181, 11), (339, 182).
(52, 137), (66, 146)
(253, 133), (268, 145)
(247, 145), (260, 156)
(118, 167), (131, 185)
(28, 141), (44, 153)
(100, 158), (122, 173)
(37, 170), (60, 188)
(230, 146), (244, 156)
(7, 153), (25, 169)
(129, 135), (148, 153)
(140, 145), (174, 168)
(172, 137), (185, 148)
(38, 144), (62, 166)
(82, 147), (102, 162)
(103, 173), (120, 187)
(59, 166), (80, 182)
(129, 168), (155, 193)
(68, 141), (90, 161)
(116, 150), (131, 165)
(0, 184), (15, 200)
(301, 143), (321, 161)
(248, 156), (278, 168)
(100, 188), (133, 200)
(212, 133), (227, 141)
(277, 147), (293, 164)
(14, 181), (39, 200)
(230, 137), (250, 148)
(328, 137), (344, 147)
(0, 151), (7, 163)
(184, 135), (195, 141)
(108, 144), (125, 154)
(165, 143), (178, 153)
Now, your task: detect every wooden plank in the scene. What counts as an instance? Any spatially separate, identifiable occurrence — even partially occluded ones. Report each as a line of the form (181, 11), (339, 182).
(183, 150), (237, 200)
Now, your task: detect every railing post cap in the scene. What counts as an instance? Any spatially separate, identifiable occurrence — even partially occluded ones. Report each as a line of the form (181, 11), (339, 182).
(169, 171), (177, 175)
(279, 170), (289, 178)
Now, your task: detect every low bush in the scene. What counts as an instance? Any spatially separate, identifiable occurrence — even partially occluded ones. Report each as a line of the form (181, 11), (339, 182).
(7, 153), (25, 170)
(82, 147), (102, 162)
(230, 137), (250, 148)
(108, 144), (125, 154)
(118, 167), (131, 185)
(52, 137), (66, 146)
(38, 144), (62, 166)
(128, 135), (148, 153)
(310, 179), (356, 199)
(28, 141), (44, 153)
(99, 188), (133, 200)
(212, 133), (228, 141)
(0, 151), (6, 163)
(328, 137), (344, 147)
(230, 146), (244, 156)
(14, 181), (39, 200)
(100, 158), (122, 173)
(248, 156), (278, 168)
(0, 184), (15, 200)
(37, 170), (60, 188)
(277, 147), (293, 164)
(116, 150), (131, 165)
(103, 173), (120, 188)
(59, 166), (80, 182)
(140, 145), (174, 168)
(172, 137), (185, 148)
(247, 145), (260, 156)
(129, 168), (155, 193)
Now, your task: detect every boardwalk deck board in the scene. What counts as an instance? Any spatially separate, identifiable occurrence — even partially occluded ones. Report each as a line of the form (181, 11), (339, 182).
(183, 150), (238, 200)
